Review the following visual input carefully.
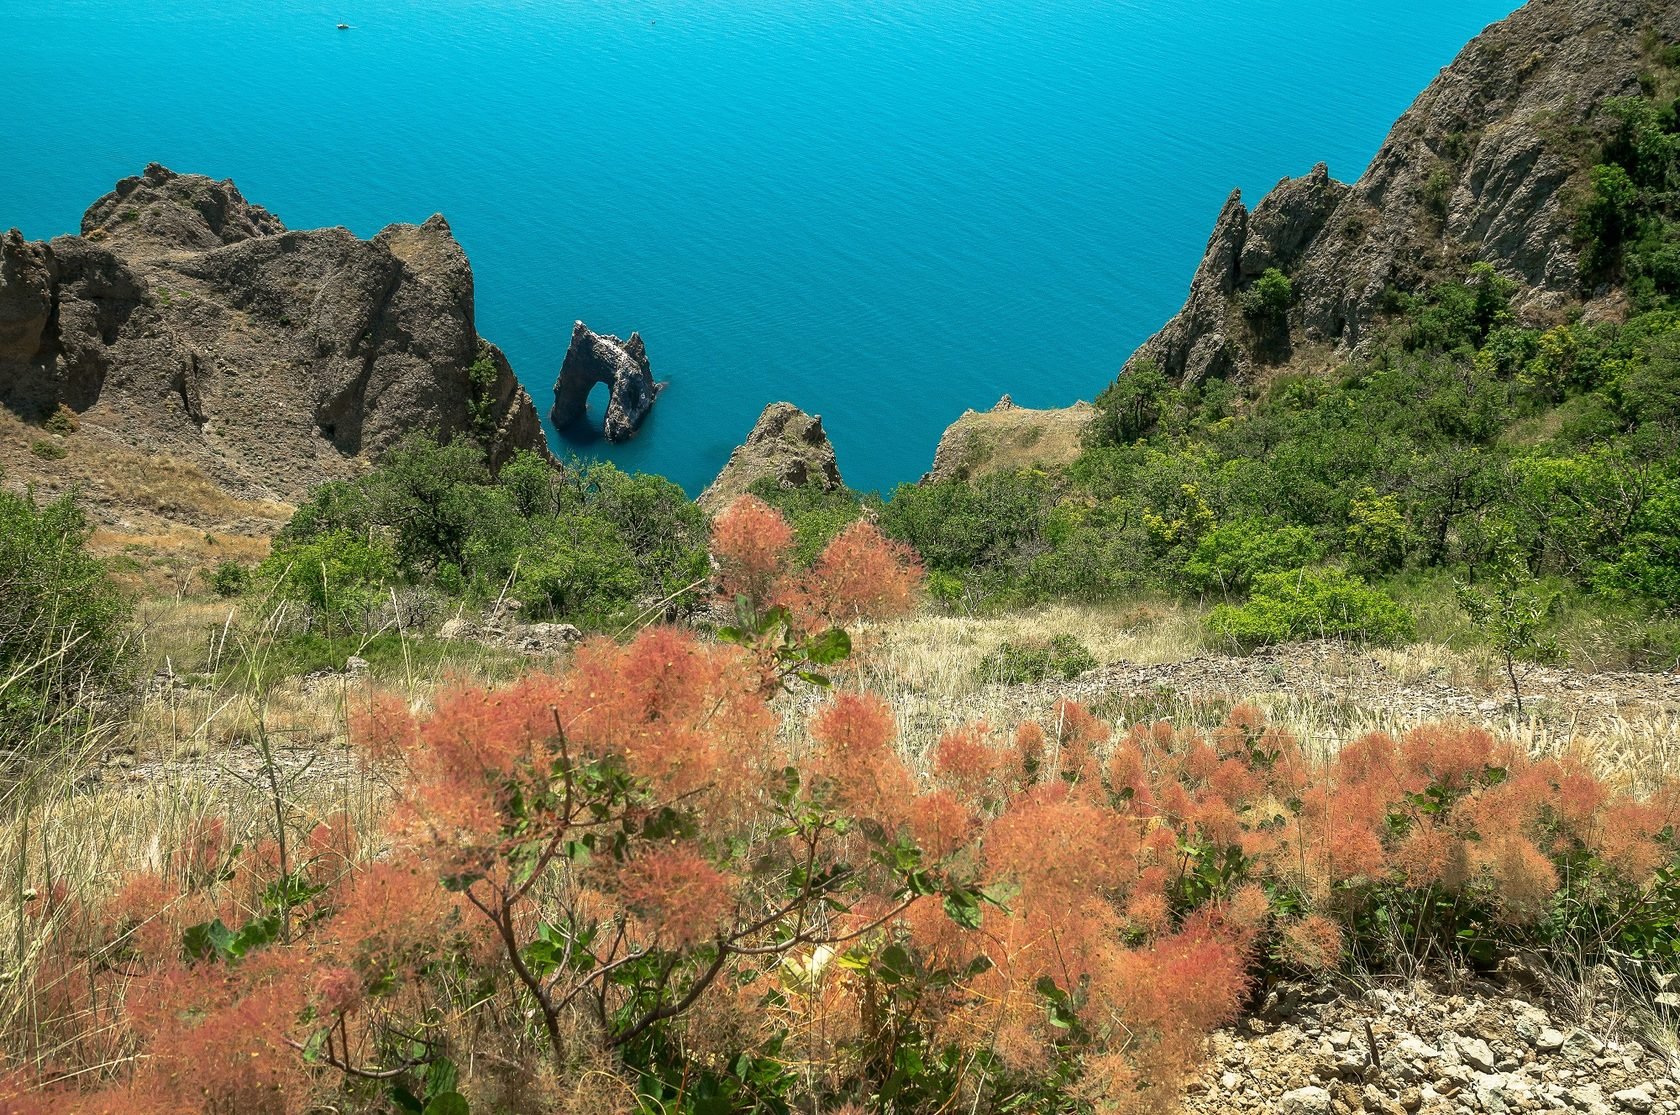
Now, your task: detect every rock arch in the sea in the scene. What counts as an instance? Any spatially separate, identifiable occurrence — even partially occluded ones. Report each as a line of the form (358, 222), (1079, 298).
(550, 321), (665, 442)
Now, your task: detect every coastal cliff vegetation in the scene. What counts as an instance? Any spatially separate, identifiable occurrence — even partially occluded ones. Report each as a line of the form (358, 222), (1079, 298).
(4, 8), (1680, 1115)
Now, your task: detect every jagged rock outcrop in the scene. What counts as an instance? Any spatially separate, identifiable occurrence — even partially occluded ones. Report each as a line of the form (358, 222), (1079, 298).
(1125, 0), (1669, 385)
(550, 322), (665, 442)
(0, 163), (549, 501)
(699, 402), (842, 511)
(925, 398), (1095, 484)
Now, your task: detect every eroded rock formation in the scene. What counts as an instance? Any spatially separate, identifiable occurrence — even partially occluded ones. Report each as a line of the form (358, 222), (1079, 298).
(699, 401), (842, 511)
(1123, 0), (1667, 386)
(550, 322), (665, 442)
(0, 163), (549, 500)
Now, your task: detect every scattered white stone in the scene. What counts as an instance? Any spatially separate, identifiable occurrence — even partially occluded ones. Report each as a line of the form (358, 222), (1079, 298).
(1616, 1086), (1657, 1113)
(1279, 1086), (1333, 1115)
(1456, 1036), (1496, 1073)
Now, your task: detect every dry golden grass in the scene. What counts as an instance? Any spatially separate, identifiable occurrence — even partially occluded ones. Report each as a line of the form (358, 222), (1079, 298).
(844, 600), (1207, 765)
(925, 402), (1094, 482)
(0, 408), (292, 537)
(853, 602), (1680, 788)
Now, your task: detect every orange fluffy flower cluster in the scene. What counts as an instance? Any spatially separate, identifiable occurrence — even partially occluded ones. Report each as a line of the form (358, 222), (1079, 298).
(710, 494), (923, 630)
(14, 622), (1680, 1114)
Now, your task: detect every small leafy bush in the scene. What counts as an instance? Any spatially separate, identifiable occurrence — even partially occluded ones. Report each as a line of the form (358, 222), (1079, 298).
(258, 530), (397, 635)
(1181, 519), (1323, 596)
(0, 485), (131, 753)
(207, 560), (250, 598)
(1208, 566), (1414, 647)
(43, 405), (79, 435)
(1240, 267), (1294, 323)
(974, 633), (1098, 685)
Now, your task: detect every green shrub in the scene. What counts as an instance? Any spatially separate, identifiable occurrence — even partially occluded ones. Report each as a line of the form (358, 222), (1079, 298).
(974, 633), (1098, 685)
(277, 438), (709, 630)
(878, 470), (1053, 586)
(259, 530), (397, 635)
(1181, 519), (1323, 596)
(747, 478), (866, 564)
(515, 517), (644, 628)
(208, 560), (250, 597)
(1421, 163), (1455, 218)
(1208, 567), (1414, 647)
(1239, 268), (1294, 323)
(1088, 358), (1171, 446)
(43, 405), (79, 435)
(1592, 482), (1680, 605)
(30, 440), (66, 461)
(0, 485), (131, 750)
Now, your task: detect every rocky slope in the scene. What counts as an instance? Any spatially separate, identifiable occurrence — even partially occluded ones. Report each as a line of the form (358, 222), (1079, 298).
(1, 164), (548, 501)
(698, 401), (843, 511)
(1126, 0), (1672, 386)
(1182, 974), (1678, 1115)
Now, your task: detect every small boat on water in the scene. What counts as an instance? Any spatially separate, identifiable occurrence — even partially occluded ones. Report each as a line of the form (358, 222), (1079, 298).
(337, 22), (350, 30)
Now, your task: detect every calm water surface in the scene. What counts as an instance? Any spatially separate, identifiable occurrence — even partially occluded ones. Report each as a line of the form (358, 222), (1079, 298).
(3, 0), (1517, 493)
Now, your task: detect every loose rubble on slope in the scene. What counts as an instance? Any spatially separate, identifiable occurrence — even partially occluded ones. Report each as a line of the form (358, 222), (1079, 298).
(1183, 974), (1679, 1115)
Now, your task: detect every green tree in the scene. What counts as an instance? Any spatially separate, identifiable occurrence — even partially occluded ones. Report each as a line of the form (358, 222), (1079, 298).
(1456, 554), (1560, 713)
(1088, 358), (1170, 446)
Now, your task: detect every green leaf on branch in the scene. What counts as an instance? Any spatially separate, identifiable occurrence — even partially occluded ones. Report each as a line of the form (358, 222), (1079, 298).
(804, 627), (852, 665)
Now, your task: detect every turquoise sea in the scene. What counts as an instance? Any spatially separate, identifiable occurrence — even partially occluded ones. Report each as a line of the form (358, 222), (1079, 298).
(4, 0), (1517, 495)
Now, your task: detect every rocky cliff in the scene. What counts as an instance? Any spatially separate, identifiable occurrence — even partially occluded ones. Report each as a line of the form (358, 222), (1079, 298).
(0, 164), (548, 501)
(1125, 0), (1672, 386)
(924, 396), (1095, 484)
(699, 402), (842, 511)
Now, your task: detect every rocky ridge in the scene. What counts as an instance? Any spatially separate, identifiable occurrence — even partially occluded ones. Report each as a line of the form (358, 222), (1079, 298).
(699, 401), (843, 511)
(1, 164), (549, 501)
(1126, 0), (1671, 386)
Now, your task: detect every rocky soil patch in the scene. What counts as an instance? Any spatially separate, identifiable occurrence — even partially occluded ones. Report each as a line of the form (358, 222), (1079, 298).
(1183, 975), (1679, 1115)
(987, 640), (1680, 750)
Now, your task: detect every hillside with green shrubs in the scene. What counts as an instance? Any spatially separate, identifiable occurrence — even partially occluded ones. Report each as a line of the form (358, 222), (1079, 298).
(5, 13), (1680, 1115)
(748, 72), (1680, 673)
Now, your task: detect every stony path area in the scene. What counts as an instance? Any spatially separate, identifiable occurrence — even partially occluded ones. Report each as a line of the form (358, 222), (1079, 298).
(1182, 976), (1678, 1115)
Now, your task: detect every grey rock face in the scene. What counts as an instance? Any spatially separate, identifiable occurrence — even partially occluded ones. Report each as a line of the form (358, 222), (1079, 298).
(699, 401), (842, 511)
(1122, 0), (1666, 386)
(0, 231), (55, 368)
(82, 162), (287, 253)
(550, 322), (665, 443)
(0, 166), (549, 500)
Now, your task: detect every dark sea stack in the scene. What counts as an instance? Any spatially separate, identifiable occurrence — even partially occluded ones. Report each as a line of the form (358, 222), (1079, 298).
(550, 321), (666, 442)
(699, 401), (842, 511)
(1120, 0), (1668, 387)
(0, 166), (550, 501)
